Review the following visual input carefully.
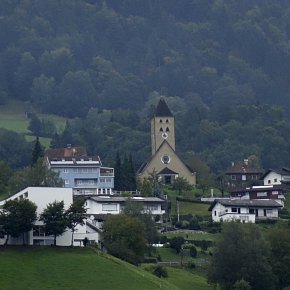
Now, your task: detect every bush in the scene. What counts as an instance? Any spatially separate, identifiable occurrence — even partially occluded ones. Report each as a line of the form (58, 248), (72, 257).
(152, 265), (168, 278)
(189, 245), (197, 258)
(256, 219), (277, 225)
(169, 236), (185, 253)
(186, 261), (196, 269)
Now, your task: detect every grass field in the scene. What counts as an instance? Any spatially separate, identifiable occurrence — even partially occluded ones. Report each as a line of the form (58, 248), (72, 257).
(0, 100), (67, 148)
(0, 247), (180, 290)
(162, 231), (217, 241)
(165, 267), (213, 290)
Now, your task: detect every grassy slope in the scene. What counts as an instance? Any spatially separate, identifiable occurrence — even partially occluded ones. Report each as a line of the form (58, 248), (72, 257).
(0, 247), (179, 290)
(0, 100), (67, 148)
(166, 267), (213, 290)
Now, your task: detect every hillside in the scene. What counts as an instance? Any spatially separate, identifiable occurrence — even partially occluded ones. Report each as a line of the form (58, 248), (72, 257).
(0, 247), (181, 290)
(2, 1), (290, 172)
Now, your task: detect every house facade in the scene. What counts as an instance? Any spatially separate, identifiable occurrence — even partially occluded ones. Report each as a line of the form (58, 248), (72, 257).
(229, 185), (285, 207)
(85, 196), (166, 217)
(225, 159), (263, 188)
(261, 168), (290, 188)
(45, 146), (114, 196)
(209, 199), (282, 223)
(138, 98), (196, 185)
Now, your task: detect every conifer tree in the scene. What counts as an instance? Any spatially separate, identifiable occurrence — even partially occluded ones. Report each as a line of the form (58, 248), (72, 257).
(31, 136), (43, 166)
(114, 152), (122, 191)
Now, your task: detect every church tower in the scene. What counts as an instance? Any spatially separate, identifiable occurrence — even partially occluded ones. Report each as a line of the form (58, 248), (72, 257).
(138, 97), (196, 186)
(151, 97), (175, 155)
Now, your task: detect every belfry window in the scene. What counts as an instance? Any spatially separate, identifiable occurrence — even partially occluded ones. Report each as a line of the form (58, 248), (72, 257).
(159, 119), (163, 123)
(166, 119), (169, 123)
(159, 127), (163, 132)
(166, 127), (170, 132)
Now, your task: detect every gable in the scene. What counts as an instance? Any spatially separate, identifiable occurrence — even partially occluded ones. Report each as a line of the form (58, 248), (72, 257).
(138, 141), (195, 184)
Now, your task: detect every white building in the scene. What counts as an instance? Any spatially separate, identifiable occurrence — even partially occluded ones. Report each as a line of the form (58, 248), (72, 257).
(209, 199), (282, 223)
(0, 188), (165, 247)
(261, 168), (290, 186)
(85, 196), (165, 217)
(0, 187), (100, 246)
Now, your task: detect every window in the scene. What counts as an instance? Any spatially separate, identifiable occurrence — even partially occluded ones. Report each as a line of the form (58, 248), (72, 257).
(106, 178), (111, 182)
(268, 180), (271, 184)
(231, 175), (236, 180)
(257, 192), (267, 197)
(159, 119), (163, 123)
(161, 155), (170, 164)
(214, 211), (217, 216)
(231, 208), (237, 213)
(63, 169), (69, 173)
(100, 178), (106, 183)
(65, 179), (69, 185)
(166, 127), (170, 132)
(251, 175), (257, 180)
(102, 204), (118, 211)
(242, 175), (246, 181)
(274, 178), (277, 183)
(249, 209), (255, 214)
(159, 127), (163, 132)
(266, 209), (272, 215)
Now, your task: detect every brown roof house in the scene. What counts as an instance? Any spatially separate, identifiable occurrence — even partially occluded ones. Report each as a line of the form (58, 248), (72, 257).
(225, 159), (263, 188)
(137, 98), (196, 185)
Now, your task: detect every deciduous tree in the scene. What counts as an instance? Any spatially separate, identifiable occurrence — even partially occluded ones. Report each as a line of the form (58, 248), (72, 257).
(0, 199), (37, 245)
(66, 199), (87, 246)
(102, 214), (146, 265)
(40, 201), (67, 246)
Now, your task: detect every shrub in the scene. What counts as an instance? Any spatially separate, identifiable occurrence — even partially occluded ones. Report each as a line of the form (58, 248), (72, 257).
(186, 261), (196, 269)
(152, 265), (168, 278)
(189, 245), (197, 258)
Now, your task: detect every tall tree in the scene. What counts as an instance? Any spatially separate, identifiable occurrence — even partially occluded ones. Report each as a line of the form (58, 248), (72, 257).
(66, 199), (87, 246)
(208, 222), (275, 290)
(0, 199), (37, 245)
(102, 214), (146, 265)
(267, 228), (290, 289)
(40, 201), (67, 246)
(31, 136), (43, 166)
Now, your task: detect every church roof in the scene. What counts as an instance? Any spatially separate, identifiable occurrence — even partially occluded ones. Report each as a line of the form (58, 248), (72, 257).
(155, 98), (173, 117)
(158, 167), (178, 175)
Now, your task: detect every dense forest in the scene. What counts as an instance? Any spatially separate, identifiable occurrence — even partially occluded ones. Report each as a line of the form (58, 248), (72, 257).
(2, 0), (290, 173)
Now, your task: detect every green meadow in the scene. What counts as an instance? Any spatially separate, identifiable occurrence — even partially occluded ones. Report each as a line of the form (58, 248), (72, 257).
(0, 100), (67, 148)
(0, 247), (179, 290)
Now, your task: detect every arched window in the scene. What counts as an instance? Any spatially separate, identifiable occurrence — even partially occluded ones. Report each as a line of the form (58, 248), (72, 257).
(159, 127), (163, 132)
(166, 127), (170, 132)
(159, 119), (163, 123)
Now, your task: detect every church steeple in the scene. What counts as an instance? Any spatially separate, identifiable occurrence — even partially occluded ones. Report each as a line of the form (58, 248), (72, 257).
(154, 97), (173, 117)
(151, 98), (175, 155)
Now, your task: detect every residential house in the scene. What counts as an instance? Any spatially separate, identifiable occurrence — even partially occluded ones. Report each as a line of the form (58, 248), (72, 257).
(209, 199), (282, 223)
(229, 185), (285, 207)
(225, 159), (263, 188)
(45, 146), (114, 196)
(261, 168), (290, 188)
(138, 98), (196, 185)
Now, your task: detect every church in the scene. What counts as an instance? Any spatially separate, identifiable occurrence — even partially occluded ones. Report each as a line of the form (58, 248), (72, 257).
(137, 98), (196, 185)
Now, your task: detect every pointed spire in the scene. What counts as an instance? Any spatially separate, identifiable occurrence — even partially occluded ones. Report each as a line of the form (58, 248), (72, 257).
(155, 97), (173, 117)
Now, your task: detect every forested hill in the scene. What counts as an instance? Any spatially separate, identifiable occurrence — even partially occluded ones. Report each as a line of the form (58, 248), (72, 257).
(1, 0), (290, 173)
